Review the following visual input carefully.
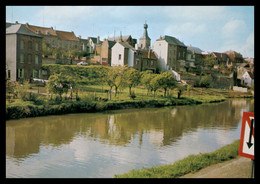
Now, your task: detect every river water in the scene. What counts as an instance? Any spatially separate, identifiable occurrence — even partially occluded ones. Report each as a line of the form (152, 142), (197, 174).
(6, 99), (254, 178)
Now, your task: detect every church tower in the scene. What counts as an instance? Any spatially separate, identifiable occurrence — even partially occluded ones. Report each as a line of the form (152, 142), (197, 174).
(139, 22), (151, 50)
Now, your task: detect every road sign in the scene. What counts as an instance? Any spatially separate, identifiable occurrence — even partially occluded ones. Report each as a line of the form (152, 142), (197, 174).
(239, 112), (254, 160)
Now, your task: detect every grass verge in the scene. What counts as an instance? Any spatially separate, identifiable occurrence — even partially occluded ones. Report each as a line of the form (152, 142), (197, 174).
(114, 140), (240, 178)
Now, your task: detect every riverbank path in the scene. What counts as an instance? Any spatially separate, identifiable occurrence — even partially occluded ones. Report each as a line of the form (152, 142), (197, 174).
(180, 156), (252, 178)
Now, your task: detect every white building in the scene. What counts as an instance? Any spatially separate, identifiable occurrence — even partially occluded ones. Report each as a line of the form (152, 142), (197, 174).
(241, 71), (254, 88)
(111, 41), (135, 67)
(152, 35), (187, 72)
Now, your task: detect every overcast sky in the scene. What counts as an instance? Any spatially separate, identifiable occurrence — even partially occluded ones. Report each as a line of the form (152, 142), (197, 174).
(6, 6), (254, 58)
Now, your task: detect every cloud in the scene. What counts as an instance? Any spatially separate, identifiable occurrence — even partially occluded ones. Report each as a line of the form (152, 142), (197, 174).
(163, 6), (226, 20)
(221, 19), (247, 38)
(218, 32), (254, 58)
(36, 6), (94, 29)
(164, 22), (207, 43)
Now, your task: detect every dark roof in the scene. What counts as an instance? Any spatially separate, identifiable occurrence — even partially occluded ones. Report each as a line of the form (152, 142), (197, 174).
(157, 35), (186, 47)
(187, 45), (203, 54)
(108, 35), (132, 42)
(6, 24), (42, 38)
(107, 40), (116, 48)
(248, 71), (254, 79)
(88, 37), (103, 45)
(118, 42), (135, 50)
(6, 22), (15, 28)
(212, 52), (230, 62)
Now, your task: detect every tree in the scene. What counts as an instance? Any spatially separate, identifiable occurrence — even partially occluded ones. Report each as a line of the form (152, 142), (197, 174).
(124, 67), (141, 95)
(150, 74), (160, 98)
(157, 72), (176, 97)
(202, 55), (216, 70)
(199, 74), (213, 88)
(141, 70), (154, 96)
(42, 42), (52, 57)
(103, 66), (126, 100)
(177, 83), (187, 99)
(47, 73), (77, 100)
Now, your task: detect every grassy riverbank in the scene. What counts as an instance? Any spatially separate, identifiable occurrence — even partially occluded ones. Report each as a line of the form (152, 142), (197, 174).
(114, 140), (240, 178)
(6, 85), (253, 120)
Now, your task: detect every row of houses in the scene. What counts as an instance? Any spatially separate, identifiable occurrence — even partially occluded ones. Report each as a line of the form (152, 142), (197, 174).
(6, 21), (254, 88)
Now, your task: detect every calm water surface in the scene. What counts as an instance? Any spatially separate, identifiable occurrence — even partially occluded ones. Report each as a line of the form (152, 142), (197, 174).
(6, 99), (254, 178)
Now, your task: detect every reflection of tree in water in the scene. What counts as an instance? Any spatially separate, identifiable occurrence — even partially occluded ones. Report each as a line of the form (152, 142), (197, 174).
(6, 99), (254, 159)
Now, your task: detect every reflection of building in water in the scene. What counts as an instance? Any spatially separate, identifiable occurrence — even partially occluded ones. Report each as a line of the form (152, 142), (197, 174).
(107, 115), (121, 141)
(149, 130), (164, 146)
(171, 108), (177, 118)
(232, 99), (247, 107)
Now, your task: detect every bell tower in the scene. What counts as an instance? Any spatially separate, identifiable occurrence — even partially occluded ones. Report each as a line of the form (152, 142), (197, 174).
(139, 21), (151, 50)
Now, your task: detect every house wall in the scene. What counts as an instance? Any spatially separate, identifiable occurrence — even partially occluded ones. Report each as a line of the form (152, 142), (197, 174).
(241, 72), (254, 88)
(111, 43), (125, 66)
(17, 34), (43, 81)
(152, 40), (168, 72)
(128, 49), (135, 67)
(6, 34), (17, 81)
(101, 40), (109, 65)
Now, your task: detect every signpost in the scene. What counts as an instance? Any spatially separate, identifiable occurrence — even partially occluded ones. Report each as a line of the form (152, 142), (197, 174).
(239, 112), (254, 178)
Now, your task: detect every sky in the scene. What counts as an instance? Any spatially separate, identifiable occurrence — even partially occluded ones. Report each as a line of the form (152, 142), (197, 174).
(6, 6), (254, 58)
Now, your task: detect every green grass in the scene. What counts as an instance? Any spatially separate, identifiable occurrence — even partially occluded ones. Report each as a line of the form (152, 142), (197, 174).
(114, 140), (240, 178)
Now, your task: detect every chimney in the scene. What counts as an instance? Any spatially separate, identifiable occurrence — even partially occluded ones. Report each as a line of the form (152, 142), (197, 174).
(97, 36), (100, 44)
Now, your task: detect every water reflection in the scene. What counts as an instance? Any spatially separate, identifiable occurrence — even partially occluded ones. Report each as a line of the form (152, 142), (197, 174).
(6, 99), (254, 177)
(6, 99), (254, 160)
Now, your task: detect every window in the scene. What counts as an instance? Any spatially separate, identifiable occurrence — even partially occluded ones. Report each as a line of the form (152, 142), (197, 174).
(52, 40), (55, 46)
(7, 70), (11, 79)
(35, 42), (39, 51)
(18, 69), (24, 79)
(33, 69), (41, 78)
(119, 54), (122, 60)
(151, 61), (154, 66)
(136, 59), (139, 65)
(20, 53), (24, 63)
(20, 40), (24, 49)
(35, 55), (39, 65)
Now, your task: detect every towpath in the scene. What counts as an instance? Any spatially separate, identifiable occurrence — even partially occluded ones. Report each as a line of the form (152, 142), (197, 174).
(180, 156), (253, 178)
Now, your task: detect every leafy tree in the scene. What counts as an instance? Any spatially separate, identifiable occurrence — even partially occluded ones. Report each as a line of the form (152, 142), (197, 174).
(47, 73), (78, 100)
(42, 42), (52, 57)
(150, 74), (160, 98)
(103, 65), (126, 99)
(177, 83), (187, 99)
(199, 74), (213, 88)
(141, 70), (154, 96)
(124, 67), (141, 95)
(202, 55), (216, 69)
(157, 72), (176, 97)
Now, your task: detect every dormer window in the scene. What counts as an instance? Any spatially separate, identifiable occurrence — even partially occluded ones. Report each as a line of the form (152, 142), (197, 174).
(46, 31), (50, 35)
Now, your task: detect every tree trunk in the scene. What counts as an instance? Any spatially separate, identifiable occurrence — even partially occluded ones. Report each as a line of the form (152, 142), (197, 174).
(129, 87), (132, 95)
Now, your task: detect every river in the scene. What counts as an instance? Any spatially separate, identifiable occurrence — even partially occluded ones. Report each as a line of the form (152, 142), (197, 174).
(6, 99), (254, 178)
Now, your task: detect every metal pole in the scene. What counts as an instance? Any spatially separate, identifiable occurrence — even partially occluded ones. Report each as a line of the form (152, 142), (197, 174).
(251, 159), (254, 178)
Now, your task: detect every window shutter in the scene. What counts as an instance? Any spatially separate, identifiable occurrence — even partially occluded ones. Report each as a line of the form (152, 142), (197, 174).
(22, 69), (24, 78)
(32, 69), (35, 78)
(38, 70), (41, 78)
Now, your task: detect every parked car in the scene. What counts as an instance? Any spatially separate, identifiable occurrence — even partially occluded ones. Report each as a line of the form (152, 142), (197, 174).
(77, 61), (88, 65)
